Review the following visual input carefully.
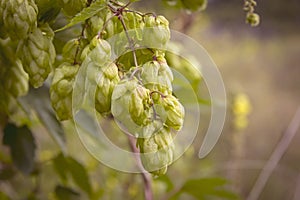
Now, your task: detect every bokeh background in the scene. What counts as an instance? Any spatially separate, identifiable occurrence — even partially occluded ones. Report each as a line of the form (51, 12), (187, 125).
(136, 0), (300, 199)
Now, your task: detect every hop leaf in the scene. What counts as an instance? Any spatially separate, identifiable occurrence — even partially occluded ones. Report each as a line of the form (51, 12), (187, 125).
(50, 63), (79, 121)
(17, 24), (56, 88)
(1, 0), (38, 39)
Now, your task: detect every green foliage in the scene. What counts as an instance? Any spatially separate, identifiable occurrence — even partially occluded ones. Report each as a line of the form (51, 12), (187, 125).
(170, 178), (239, 200)
(3, 123), (36, 174)
(55, 185), (80, 200)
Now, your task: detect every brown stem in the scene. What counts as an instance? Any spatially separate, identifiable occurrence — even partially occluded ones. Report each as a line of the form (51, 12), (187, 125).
(127, 135), (153, 200)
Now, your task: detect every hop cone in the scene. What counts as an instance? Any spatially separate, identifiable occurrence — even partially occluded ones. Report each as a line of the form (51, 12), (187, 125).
(50, 63), (79, 121)
(1, 0), (38, 39)
(1, 60), (29, 97)
(81, 37), (120, 115)
(111, 78), (152, 136)
(143, 15), (170, 49)
(141, 58), (174, 96)
(161, 95), (185, 131)
(137, 127), (174, 176)
(18, 24), (56, 88)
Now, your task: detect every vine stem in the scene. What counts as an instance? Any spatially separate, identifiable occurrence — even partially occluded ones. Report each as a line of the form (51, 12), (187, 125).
(127, 135), (153, 200)
(246, 107), (300, 200)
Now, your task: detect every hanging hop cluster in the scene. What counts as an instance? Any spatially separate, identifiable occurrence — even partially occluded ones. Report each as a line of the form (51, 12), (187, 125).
(49, 3), (185, 176)
(244, 0), (260, 26)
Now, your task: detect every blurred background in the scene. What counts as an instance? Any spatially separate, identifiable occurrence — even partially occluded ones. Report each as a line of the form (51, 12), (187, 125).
(135, 0), (300, 199)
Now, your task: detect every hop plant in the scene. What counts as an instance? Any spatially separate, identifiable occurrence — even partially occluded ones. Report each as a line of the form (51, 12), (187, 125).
(2, 60), (29, 98)
(0, 0), (38, 39)
(81, 37), (120, 115)
(143, 15), (170, 49)
(137, 126), (175, 176)
(17, 23), (56, 88)
(161, 95), (185, 131)
(62, 38), (88, 63)
(50, 63), (79, 121)
(141, 57), (174, 97)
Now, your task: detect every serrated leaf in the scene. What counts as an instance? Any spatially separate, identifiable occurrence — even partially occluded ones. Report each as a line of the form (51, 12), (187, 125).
(19, 86), (66, 153)
(3, 123), (36, 174)
(55, 185), (80, 200)
(173, 177), (239, 200)
(67, 156), (92, 196)
(55, 1), (107, 32)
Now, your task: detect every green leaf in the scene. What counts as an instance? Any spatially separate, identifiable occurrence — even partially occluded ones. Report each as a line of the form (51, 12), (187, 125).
(19, 86), (66, 153)
(55, 1), (107, 32)
(67, 156), (92, 196)
(55, 185), (80, 200)
(52, 153), (69, 182)
(173, 177), (239, 200)
(3, 123), (36, 174)
(155, 174), (174, 192)
(52, 153), (92, 196)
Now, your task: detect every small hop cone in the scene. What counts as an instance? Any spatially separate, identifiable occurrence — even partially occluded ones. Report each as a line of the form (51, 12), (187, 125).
(95, 62), (120, 115)
(18, 24), (56, 88)
(129, 84), (151, 126)
(141, 59), (173, 96)
(85, 14), (105, 40)
(2, 60), (29, 97)
(1, 0), (38, 39)
(62, 38), (88, 63)
(162, 95), (185, 131)
(137, 127), (174, 176)
(246, 13), (260, 26)
(50, 63), (79, 121)
(143, 15), (170, 49)
(80, 36), (111, 61)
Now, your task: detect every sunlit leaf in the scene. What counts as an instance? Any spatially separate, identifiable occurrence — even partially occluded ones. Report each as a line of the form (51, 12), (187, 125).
(55, 1), (107, 32)
(67, 156), (92, 196)
(3, 123), (36, 174)
(172, 177), (239, 200)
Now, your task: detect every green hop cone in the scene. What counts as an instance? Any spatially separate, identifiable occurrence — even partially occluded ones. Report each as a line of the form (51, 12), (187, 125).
(80, 36), (111, 61)
(129, 83), (152, 126)
(137, 127), (174, 176)
(62, 38), (88, 63)
(111, 77), (153, 136)
(1, 0), (38, 39)
(94, 62), (120, 115)
(143, 15), (170, 49)
(141, 58), (174, 97)
(17, 24), (56, 88)
(50, 63), (79, 121)
(162, 95), (184, 131)
(85, 14), (105, 40)
(2, 60), (29, 97)
(246, 12), (260, 26)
